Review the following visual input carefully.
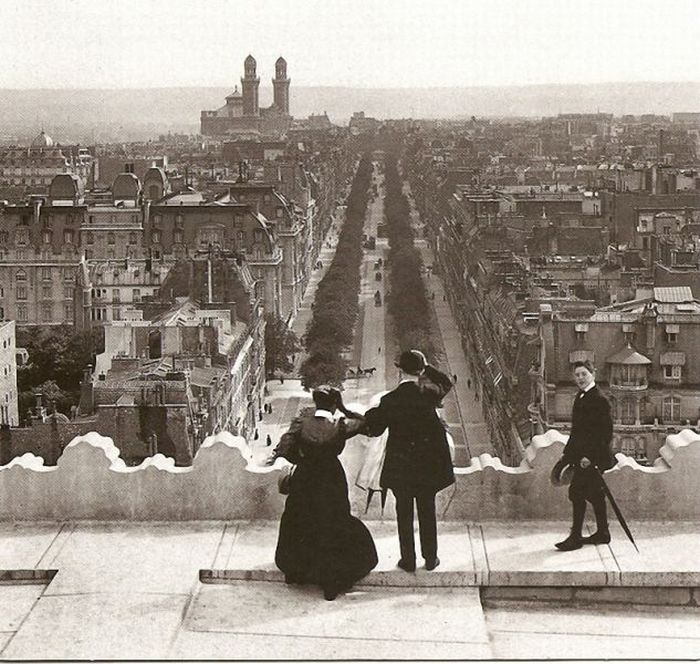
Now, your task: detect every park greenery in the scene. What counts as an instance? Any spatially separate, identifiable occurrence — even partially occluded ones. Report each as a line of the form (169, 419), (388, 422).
(383, 147), (436, 359)
(300, 154), (373, 388)
(15, 325), (103, 418)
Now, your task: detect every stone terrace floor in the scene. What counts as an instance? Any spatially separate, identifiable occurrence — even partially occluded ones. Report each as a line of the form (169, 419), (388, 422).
(2, 520), (700, 659)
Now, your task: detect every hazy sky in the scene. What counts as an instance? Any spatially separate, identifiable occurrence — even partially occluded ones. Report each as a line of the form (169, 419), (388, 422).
(2, 0), (699, 89)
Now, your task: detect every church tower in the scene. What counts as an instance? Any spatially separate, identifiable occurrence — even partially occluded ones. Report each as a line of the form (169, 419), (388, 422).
(272, 56), (290, 115)
(241, 54), (260, 116)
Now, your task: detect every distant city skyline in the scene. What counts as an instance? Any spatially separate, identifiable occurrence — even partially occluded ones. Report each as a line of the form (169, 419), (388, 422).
(1, 0), (699, 90)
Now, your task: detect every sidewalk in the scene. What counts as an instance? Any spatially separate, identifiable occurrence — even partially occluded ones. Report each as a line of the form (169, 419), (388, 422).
(2, 519), (700, 659)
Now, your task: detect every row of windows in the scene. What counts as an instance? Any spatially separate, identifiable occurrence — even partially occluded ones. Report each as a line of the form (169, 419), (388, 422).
(0, 304), (73, 323)
(10, 268), (69, 282)
(84, 231), (139, 245)
(7, 286), (73, 301)
(576, 329), (680, 345)
(87, 214), (139, 224)
(615, 396), (683, 424)
(91, 288), (152, 302)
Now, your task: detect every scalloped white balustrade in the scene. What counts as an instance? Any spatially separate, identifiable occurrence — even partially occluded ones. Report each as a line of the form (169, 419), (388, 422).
(0, 424), (698, 521)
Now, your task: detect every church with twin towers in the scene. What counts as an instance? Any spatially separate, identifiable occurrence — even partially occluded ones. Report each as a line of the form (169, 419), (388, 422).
(200, 55), (292, 137)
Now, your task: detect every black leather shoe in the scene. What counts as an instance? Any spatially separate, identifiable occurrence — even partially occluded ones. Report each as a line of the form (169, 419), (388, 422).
(323, 586), (339, 601)
(555, 534), (583, 551)
(425, 557), (440, 571)
(397, 558), (416, 572)
(581, 531), (611, 545)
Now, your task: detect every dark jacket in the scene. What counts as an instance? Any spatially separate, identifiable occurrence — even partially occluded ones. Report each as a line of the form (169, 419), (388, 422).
(274, 408), (364, 464)
(363, 370), (455, 492)
(563, 385), (615, 471)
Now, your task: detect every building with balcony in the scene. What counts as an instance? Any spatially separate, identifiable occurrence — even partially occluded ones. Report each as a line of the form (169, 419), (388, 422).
(533, 286), (700, 463)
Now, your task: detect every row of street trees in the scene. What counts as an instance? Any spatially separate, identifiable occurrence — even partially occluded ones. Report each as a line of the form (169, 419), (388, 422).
(383, 148), (436, 359)
(300, 154), (373, 387)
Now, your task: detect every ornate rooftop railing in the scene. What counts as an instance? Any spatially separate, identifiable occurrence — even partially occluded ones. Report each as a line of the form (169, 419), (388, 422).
(1, 426), (699, 522)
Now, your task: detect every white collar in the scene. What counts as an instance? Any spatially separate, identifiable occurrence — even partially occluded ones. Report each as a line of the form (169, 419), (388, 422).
(582, 381), (596, 393)
(314, 409), (336, 422)
(399, 376), (420, 385)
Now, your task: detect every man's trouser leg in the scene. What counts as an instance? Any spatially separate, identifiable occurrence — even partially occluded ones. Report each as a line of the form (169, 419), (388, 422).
(590, 487), (609, 534)
(568, 470), (590, 537)
(416, 488), (438, 561)
(393, 489), (416, 563)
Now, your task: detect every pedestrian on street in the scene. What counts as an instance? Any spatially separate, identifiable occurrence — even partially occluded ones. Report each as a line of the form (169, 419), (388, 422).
(467, 378), (472, 389)
(378, 346), (381, 354)
(363, 350), (454, 573)
(280, 375), (285, 385)
(554, 360), (614, 552)
(269, 404), (273, 415)
(254, 429), (259, 441)
(266, 434), (272, 447)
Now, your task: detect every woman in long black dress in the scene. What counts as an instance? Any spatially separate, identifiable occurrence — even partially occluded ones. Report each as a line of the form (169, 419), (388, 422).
(270, 386), (378, 600)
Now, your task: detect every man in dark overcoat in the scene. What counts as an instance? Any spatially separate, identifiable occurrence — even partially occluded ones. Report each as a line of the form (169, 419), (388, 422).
(555, 359), (615, 551)
(363, 350), (454, 571)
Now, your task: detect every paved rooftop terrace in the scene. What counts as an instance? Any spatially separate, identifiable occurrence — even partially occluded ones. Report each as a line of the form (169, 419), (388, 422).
(2, 519), (700, 659)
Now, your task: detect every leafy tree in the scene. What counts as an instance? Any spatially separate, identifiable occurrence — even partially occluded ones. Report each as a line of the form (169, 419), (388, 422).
(300, 342), (347, 390)
(264, 315), (300, 377)
(16, 325), (98, 412)
(382, 146), (437, 360)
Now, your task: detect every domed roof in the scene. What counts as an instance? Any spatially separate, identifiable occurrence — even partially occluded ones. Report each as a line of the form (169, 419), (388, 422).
(276, 56), (286, 65)
(245, 54), (256, 65)
(31, 130), (54, 148)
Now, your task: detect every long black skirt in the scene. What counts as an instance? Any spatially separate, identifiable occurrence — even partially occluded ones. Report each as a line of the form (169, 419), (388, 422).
(275, 456), (378, 591)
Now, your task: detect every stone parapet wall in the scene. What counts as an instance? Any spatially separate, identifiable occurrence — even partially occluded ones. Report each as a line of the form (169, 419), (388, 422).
(1, 427), (699, 521)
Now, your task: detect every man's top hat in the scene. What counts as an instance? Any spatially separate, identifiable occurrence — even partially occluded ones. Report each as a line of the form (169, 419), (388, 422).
(395, 349), (427, 375)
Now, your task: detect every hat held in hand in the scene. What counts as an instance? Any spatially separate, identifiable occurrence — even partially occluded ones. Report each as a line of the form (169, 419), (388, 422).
(395, 349), (427, 375)
(550, 457), (574, 486)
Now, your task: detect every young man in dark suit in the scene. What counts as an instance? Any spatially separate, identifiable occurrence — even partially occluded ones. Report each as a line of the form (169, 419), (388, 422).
(363, 350), (454, 571)
(555, 359), (615, 551)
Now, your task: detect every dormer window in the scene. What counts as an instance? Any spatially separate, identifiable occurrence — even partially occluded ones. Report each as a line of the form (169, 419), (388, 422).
(574, 322), (588, 343)
(665, 324), (679, 345)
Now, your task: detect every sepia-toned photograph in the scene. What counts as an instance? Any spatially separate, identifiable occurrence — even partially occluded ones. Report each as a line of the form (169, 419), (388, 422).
(0, 0), (699, 660)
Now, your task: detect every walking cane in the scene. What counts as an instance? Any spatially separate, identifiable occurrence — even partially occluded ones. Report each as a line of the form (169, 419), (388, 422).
(594, 466), (640, 553)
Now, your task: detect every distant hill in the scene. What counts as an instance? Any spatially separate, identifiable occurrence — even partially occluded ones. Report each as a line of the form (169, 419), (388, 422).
(1, 82), (698, 144)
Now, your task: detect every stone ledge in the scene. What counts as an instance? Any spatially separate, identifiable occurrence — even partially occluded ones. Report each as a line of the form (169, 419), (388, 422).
(483, 586), (698, 607)
(0, 569), (57, 584)
(200, 568), (700, 593)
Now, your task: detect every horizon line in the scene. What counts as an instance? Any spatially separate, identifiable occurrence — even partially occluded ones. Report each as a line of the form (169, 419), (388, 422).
(1, 80), (699, 93)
